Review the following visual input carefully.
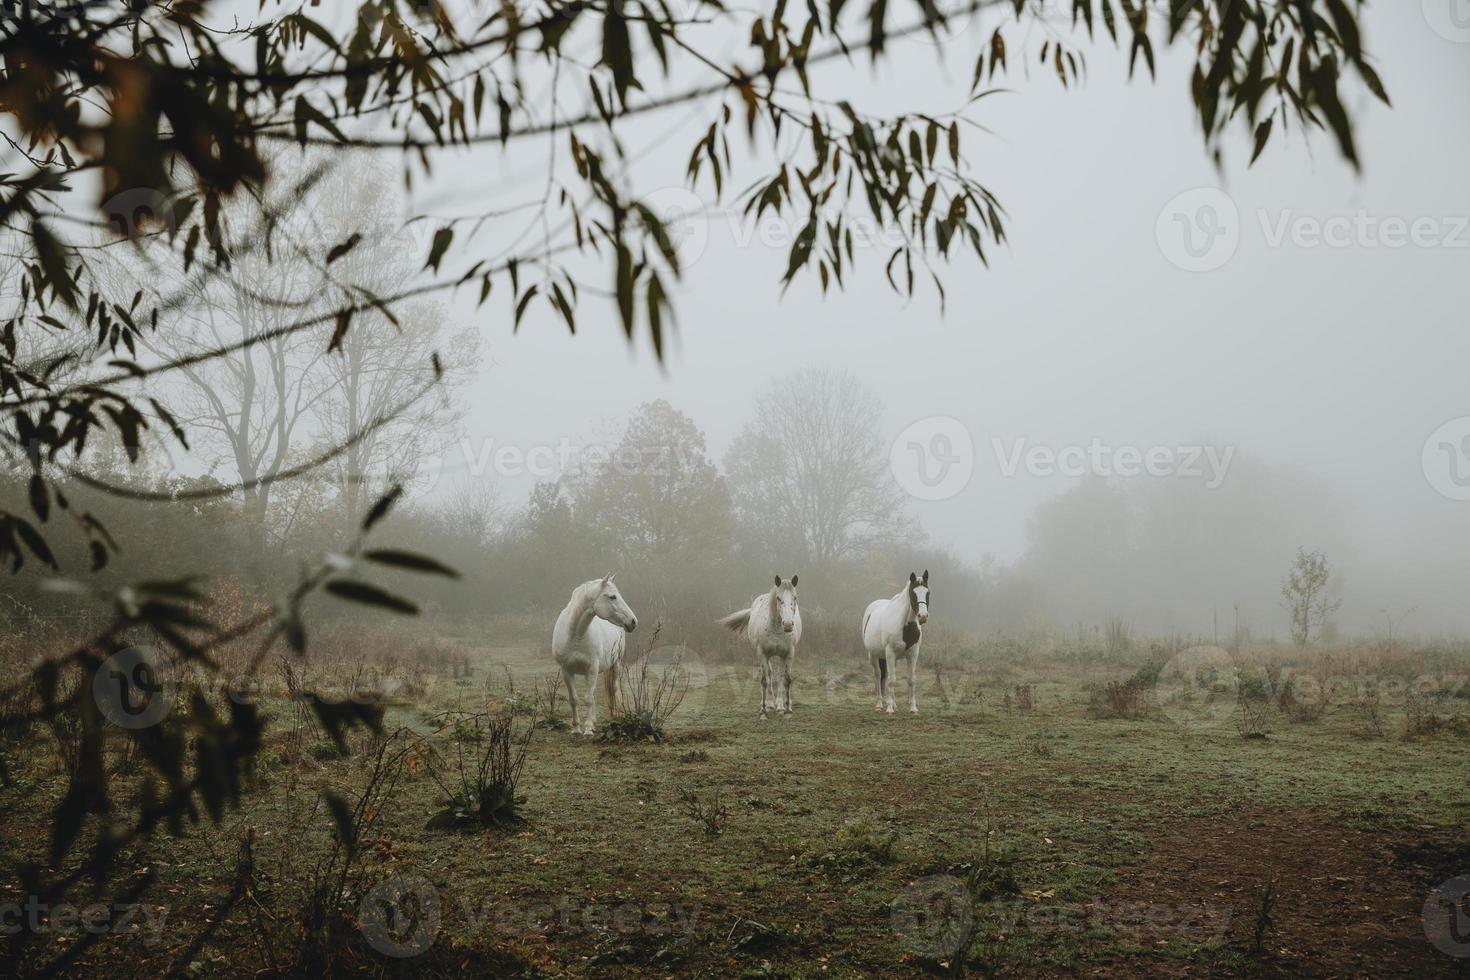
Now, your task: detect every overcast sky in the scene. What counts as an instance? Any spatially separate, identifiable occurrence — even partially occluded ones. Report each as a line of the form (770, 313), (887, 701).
(385, 3), (1467, 613)
(102, 2), (1468, 632)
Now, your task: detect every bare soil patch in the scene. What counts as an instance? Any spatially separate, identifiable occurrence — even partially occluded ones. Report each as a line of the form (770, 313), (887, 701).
(1099, 806), (1470, 977)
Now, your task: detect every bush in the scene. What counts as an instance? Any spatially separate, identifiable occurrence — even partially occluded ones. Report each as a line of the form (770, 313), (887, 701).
(599, 626), (690, 743)
(678, 786), (729, 838)
(1088, 678), (1147, 720)
(1237, 690), (1271, 738)
(424, 708), (533, 828)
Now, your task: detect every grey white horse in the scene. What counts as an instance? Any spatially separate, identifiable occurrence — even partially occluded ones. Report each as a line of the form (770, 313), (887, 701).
(552, 574), (638, 735)
(719, 574), (802, 719)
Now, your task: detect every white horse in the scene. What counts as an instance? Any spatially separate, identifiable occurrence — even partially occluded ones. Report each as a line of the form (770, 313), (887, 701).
(552, 574), (638, 735)
(861, 570), (930, 714)
(719, 574), (801, 719)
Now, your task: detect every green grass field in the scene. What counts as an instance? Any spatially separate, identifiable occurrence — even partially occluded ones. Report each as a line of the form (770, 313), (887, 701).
(2, 633), (1468, 977)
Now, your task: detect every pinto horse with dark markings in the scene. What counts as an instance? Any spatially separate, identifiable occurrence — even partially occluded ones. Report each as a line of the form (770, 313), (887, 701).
(861, 571), (930, 714)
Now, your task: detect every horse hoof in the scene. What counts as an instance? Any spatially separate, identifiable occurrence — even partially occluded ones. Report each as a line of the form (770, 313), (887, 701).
(759, 713), (768, 721)
(885, 707), (895, 715)
(911, 707), (919, 715)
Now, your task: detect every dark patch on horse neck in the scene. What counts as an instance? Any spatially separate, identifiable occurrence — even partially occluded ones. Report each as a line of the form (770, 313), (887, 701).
(902, 621), (921, 649)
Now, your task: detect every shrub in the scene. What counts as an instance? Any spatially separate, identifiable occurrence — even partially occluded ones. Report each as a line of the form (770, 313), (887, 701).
(1237, 690), (1271, 738)
(678, 787), (729, 838)
(424, 708), (533, 828)
(1088, 678), (1147, 720)
(831, 815), (899, 864)
(600, 626), (690, 743)
(1355, 692), (1385, 739)
(1401, 688), (1468, 739)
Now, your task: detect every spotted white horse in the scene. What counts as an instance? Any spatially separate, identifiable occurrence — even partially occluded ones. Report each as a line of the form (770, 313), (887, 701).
(861, 571), (930, 714)
(552, 574), (638, 735)
(719, 575), (801, 719)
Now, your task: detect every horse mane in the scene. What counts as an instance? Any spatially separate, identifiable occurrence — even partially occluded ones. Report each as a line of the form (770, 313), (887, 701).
(767, 588), (779, 624)
(566, 579), (601, 632)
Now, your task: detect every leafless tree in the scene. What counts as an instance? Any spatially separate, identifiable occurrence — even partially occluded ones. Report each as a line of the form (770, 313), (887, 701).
(725, 366), (911, 563)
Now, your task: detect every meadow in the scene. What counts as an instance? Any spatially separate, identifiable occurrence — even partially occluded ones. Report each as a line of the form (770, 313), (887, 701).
(2, 622), (1468, 978)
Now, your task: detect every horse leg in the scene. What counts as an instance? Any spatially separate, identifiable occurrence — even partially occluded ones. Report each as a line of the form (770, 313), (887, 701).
(582, 670), (598, 736)
(884, 647), (897, 713)
(874, 656), (885, 711)
(907, 648), (920, 714)
(781, 656), (793, 715)
(764, 658), (776, 719)
(564, 670), (581, 735)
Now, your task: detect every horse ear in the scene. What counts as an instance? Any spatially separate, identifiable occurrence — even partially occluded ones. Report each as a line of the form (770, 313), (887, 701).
(791, 574), (798, 588)
(773, 574), (782, 587)
(909, 571), (917, 585)
(922, 569), (929, 584)
(600, 573), (611, 587)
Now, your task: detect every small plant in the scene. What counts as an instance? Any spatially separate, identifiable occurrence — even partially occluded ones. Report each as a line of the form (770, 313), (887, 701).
(425, 708), (533, 828)
(1402, 688), (1445, 739)
(831, 815), (899, 864)
(532, 672), (569, 731)
(600, 625), (691, 743)
(678, 749), (708, 763)
(1022, 731), (1057, 758)
(1281, 547), (1341, 646)
(678, 786), (729, 838)
(289, 730), (417, 971)
(1237, 689), (1271, 738)
(1012, 683), (1035, 715)
(1088, 678), (1147, 719)
(1248, 875), (1278, 957)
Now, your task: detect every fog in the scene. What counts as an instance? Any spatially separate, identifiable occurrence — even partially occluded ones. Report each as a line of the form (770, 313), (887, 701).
(29, 2), (1467, 640)
(352, 3), (1468, 637)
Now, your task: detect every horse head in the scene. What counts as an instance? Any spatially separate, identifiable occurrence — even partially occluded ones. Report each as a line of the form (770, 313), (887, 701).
(773, 574), (799, 633)
(593, 574), (638, 633)
(908, 570), (930, 625)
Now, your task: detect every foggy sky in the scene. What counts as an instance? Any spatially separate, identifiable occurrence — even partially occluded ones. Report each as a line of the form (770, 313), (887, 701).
(395, 4), (1469, 631)
(58, 3), (1470, 634)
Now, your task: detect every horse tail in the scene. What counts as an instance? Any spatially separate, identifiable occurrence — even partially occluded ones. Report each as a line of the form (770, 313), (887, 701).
(718, 609), (752, 633)
(603, 665), (618, 710)
(861, 608), (873, 639)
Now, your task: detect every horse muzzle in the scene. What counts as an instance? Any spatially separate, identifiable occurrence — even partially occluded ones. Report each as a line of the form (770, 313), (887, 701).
(782, 622), (795, 633)
(624, 618), (638, 633)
